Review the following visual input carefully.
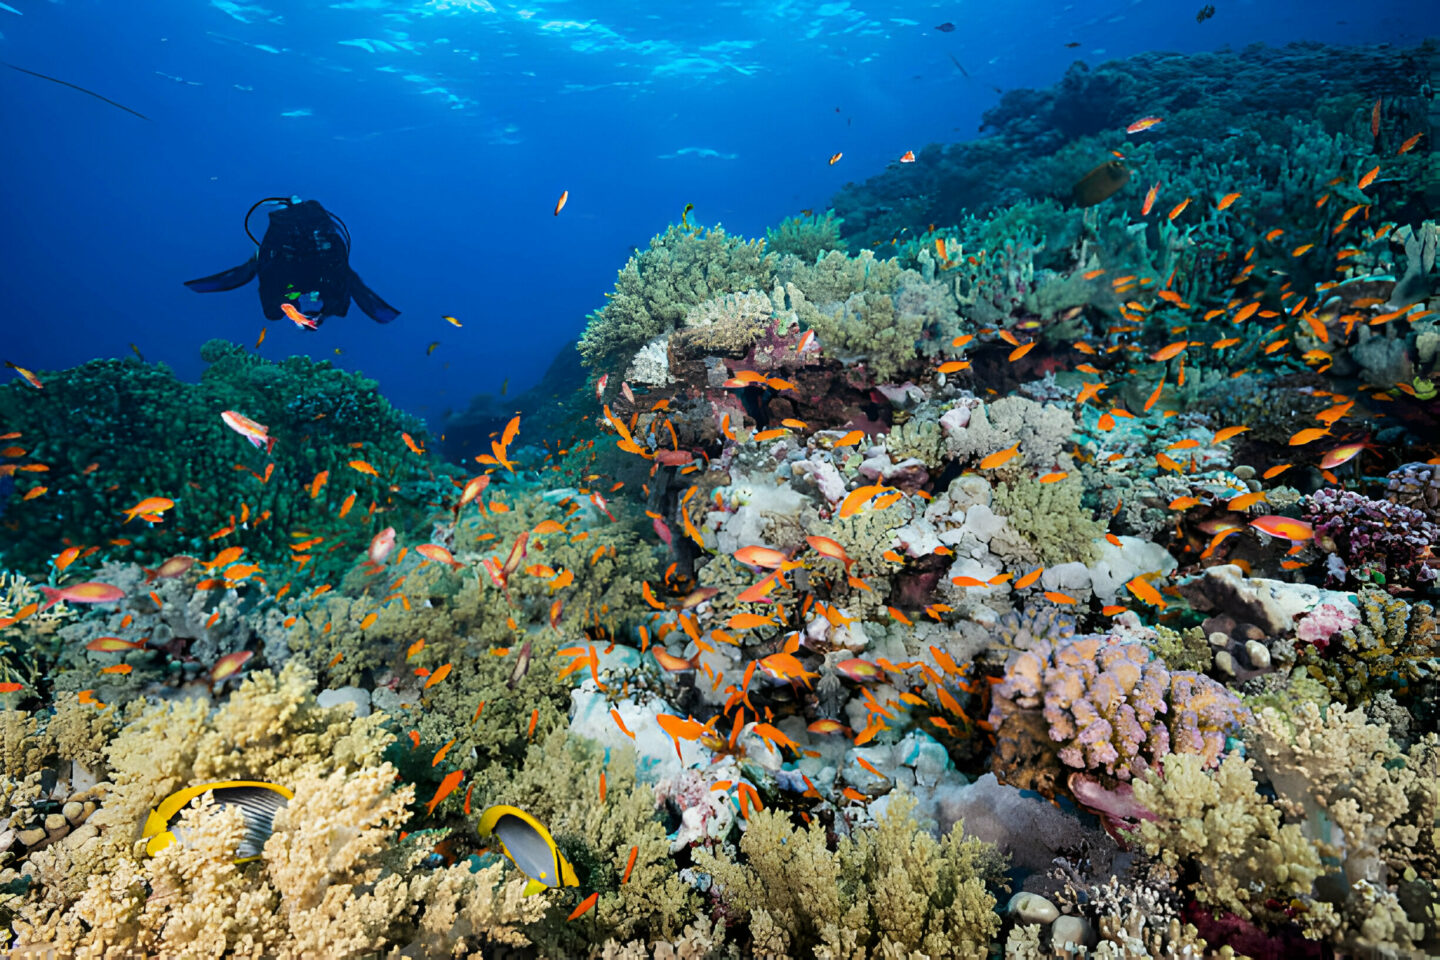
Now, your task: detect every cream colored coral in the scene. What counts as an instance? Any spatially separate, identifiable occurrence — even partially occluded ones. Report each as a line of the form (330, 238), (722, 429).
(1129, 752), (1323, 922)
(694, 793), (1001, 959)
(1250, 702), (1424, 884)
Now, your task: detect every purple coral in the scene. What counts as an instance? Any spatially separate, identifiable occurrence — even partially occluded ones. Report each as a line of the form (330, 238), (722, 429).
(1304, 488), (1440, 587)
(988, 635), (1250, 782)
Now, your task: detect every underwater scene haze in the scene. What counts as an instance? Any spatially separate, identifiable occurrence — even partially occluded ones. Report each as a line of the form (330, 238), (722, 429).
(1, 0), (1440, 956)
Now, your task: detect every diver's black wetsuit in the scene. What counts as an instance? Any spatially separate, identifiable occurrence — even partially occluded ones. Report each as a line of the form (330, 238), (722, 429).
(184, 199), (399, 325)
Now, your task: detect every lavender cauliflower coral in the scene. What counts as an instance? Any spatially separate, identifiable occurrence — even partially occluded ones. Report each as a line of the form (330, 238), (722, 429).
(1305, 488), (1440, 587)
(988, 635), (1250, 782)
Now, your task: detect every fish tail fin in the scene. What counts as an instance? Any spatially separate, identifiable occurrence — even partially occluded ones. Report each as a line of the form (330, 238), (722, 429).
(265, 435), (277, 455)
(37, 586), (61, 612)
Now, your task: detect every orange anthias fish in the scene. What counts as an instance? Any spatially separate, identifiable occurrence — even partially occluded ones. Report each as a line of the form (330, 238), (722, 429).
(1126, 115), (1164, 134)
(4, 361), (43, 390)
(209, 650), (253, 684)
(121, 496), (175, 523)
(1288, 427), (1331, 446)
(416, 543), (463, 570)
(1141, 182), (1159, 216)
(426, 769), (465, 815)
(979, 443), (1020, 470)
(38, 581), (125, 611)
(805, 535), (852, 567)
(1319, 440), (1375, 469)
(733, 545), (789, 569)
(1250, 515), (1314, 541)
(220, 410), (275, 454)
(280, 301), (318, 330)
(1125, 576), (1166, 609)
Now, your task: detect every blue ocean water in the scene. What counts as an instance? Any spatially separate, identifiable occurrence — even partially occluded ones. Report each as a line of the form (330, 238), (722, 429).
(0, 0), (1429, 435)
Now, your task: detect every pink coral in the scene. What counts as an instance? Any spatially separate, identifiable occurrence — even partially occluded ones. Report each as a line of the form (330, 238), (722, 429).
(1294, 602), (1359, 649)
(990, 635), (1249, 782)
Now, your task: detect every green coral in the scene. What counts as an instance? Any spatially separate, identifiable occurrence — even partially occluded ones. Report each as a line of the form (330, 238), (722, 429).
(1150, 624), (1213, 673)
(988, 477), (1102, 566)
(281, 483), (658, 786)
(764, 210), (847, 263)
(779, 250), (947, 381)
(693, 793), (1005, 959)
(1295, 587), (1438, 705)
(886, 410), (946, 468)
(578, 224), (775, 370)
(0, 346), (452, 587)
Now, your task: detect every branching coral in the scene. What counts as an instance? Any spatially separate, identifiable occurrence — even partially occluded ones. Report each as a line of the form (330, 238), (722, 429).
(1306, 488), (1440, 587)
(8, 663), (551, 957)
(693, 793), (1005, 959)
(988, 476), (1103, 567)
(1294, 585), (1438, 705)
(764, 210), (847, 263)
(579, 223), (775, 370)
(1128, 752), (1326, 925)
(1248, 702), (1436, 887)
(989, 635), (1249, 783)
(467, 730), (702, 954)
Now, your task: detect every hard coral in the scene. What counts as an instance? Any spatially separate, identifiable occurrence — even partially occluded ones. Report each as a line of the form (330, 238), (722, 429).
(579, 223), (774, 371)
(692, 793), (1005, 959)
(1305, 487), (1440, 587)
(989, 635), (1249, 783)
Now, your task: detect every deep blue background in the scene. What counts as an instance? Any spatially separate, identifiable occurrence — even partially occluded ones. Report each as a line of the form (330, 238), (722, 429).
(0, 0), (1429, 433)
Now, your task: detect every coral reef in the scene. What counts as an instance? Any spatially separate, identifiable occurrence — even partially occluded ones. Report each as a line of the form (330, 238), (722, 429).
(2, 35), (1438, 960)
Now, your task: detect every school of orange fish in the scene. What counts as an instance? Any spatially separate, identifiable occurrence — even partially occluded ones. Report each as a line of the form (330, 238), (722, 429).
(0, 105), (1433, 923)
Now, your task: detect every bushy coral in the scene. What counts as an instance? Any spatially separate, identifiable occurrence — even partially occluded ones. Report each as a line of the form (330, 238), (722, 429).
(776, 249), (950, 382)
(579, 223), (775, 370)
(764, 210), (847, 263)
(1306, 487), (1440, 587)
(1130, 703), (1439, 955)
(0, 345), (449, 586)
(988, 476), (1103, 567)
(693, 793), (1005, 959)
(6, 663), (557, 957)
(989, 635), (1249, 782)
(1128, 752), (1327, 926)
(466, 730), (702, 954)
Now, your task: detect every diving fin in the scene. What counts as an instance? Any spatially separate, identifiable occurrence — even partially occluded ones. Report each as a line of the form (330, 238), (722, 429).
(347, 267), (400, 323)
(185, 258), (259, 293)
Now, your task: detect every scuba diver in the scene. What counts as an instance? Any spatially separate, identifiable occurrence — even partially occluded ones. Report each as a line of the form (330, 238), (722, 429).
(185, 197), (399, 326)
